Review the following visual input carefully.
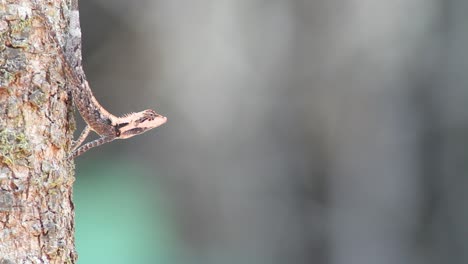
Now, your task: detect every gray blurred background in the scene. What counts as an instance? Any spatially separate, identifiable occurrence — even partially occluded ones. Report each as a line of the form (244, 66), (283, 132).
(72, 1), (468, 263)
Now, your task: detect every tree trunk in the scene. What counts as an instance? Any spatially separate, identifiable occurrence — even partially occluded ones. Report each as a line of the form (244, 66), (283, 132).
(0, 1), (77, 262)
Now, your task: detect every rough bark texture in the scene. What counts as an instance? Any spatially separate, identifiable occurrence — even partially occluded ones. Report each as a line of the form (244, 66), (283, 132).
(0, 0), (76, 263)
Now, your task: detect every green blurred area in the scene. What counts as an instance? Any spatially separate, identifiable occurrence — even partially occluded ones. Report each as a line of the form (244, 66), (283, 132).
(74, 160), (181, 264)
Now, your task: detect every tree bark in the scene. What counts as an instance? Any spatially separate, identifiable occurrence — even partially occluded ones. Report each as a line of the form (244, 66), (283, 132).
(0, 1), (77, 263)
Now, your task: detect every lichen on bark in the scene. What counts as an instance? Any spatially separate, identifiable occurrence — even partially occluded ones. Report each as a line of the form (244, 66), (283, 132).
(0, 1), (77, 263)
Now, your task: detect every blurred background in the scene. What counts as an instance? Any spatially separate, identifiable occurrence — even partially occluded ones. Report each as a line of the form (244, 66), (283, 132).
(72, 0), (468, 263)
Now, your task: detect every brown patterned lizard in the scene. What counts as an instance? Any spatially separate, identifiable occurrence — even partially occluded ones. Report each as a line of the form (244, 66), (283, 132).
(36, 6), (167, 159)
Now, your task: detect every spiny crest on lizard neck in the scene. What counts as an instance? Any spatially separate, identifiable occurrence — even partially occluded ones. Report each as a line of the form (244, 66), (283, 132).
(115, 109), (167, 139)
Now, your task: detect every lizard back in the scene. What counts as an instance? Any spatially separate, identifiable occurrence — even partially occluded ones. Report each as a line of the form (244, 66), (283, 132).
(62, 8), (118, 138)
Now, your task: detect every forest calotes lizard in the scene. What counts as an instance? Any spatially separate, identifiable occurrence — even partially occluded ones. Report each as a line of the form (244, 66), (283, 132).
(36, 7), (167, 159)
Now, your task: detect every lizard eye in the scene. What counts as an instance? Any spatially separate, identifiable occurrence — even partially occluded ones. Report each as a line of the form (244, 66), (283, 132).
(140, 110), (158, 122)
(138, 116), (151, 123)
(147, 110), (157, 117)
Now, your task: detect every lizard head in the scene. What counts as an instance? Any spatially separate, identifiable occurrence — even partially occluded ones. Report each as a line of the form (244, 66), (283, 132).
(116, 109), (167, 139)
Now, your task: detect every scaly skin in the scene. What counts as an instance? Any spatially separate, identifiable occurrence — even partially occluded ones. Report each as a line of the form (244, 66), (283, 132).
(36, 10), (167, 159)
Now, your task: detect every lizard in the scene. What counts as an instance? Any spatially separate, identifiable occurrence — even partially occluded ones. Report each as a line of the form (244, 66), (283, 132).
(35, 5), (167, 159)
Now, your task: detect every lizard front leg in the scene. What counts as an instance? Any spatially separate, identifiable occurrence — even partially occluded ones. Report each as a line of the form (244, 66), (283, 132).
(71, 125), (91, 152)
(70, 136), (114, 159)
